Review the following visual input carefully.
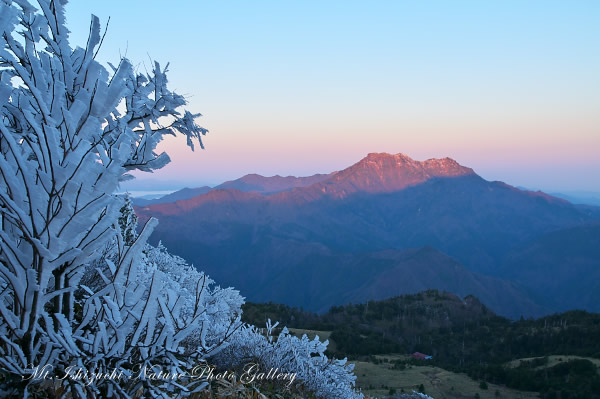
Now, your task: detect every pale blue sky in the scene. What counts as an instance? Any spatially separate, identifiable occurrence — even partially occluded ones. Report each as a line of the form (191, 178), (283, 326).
(65, 1), (599, 192)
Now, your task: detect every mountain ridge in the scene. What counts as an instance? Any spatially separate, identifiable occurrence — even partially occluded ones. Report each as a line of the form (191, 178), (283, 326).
(135, 152), (600, 318)
(136, 152), (481, 206)
(215, 172), (334, 194)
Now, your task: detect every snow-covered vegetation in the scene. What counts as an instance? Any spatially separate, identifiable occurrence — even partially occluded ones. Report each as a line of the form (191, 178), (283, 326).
(0, 0), (364, 397)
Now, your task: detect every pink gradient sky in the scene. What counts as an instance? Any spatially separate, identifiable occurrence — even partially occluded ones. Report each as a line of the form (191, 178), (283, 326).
(65, 1), (600, 192)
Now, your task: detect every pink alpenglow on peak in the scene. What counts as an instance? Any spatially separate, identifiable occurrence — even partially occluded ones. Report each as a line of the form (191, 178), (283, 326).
(320, 152), (476, 195)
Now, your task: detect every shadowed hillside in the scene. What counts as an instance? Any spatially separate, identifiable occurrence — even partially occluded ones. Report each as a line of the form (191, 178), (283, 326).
(136, 153), (600, 318)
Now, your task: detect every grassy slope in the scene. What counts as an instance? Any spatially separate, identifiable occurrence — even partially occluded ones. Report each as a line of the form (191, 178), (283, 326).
(354, 360), (539, 399)
(243, 294), (600, 398)
(288, 328), (540, 399)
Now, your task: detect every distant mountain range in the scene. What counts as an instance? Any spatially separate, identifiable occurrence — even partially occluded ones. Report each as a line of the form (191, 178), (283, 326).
(133, 186), (213, 207)
(216, 173), (333, 194)
(550, 192), (600, 207)
(132, 173), (333, 206)
(135, 153), (600, 318)
(515, 187), (600, 207)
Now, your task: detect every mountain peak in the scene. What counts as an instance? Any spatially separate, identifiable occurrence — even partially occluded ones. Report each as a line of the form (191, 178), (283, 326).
(359, 153), (472, 174)
(422, 156), (475, 177)
(318, 152), (475, 195)
(363, 152), (415, 161)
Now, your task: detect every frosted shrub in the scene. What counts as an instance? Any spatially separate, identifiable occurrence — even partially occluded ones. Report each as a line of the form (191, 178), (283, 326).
(214, 321), (365, 399)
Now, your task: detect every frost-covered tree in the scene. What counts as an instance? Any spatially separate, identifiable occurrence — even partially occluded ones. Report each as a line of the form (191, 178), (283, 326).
(0, 0), (217, 395)
(118, 195), (138, 246)
(0, 1), (366, 398)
